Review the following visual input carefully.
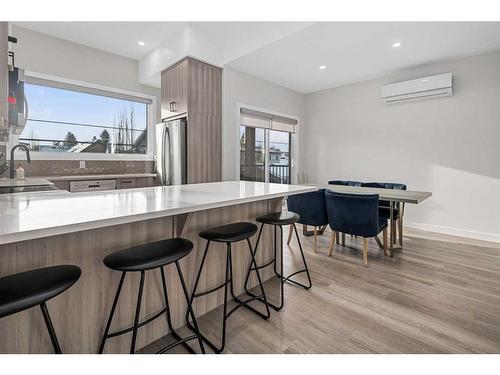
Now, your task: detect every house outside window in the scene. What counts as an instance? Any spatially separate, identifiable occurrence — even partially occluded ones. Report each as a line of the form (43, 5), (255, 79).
(15, 73), (155, 159)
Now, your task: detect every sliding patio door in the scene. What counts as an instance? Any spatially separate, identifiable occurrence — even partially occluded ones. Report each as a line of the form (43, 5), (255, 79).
(239, 108), (296, 184)
(240, 126), (266, 182)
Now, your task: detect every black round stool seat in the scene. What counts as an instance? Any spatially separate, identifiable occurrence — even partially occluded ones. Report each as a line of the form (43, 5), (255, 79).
(256, 211), (300, 226)
(0, 265), (81, 318)
(199, 222), (258, 242)
(103, 238), (193, 272)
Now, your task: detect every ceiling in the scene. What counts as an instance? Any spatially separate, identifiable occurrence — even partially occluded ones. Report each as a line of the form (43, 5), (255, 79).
(13, 21), (500, 93)
(227, 22), (500, 93)
(13, 21), (187, 60)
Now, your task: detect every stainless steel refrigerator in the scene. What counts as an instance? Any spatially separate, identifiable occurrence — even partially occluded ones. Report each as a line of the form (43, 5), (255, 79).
(155, 118), (187, 185)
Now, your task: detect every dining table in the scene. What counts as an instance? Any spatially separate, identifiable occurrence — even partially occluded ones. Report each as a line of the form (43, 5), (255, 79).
(315, 184), (432, 255)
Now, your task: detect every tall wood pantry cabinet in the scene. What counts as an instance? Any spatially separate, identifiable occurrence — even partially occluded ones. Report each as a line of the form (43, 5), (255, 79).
(161, 57), (222, 184)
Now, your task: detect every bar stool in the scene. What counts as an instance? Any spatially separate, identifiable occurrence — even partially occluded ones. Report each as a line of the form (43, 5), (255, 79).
(98, 238), (205, 354)
(186, 222), (270, 353)
(0, 265), (81, 353)
(244, 211), (312, 311)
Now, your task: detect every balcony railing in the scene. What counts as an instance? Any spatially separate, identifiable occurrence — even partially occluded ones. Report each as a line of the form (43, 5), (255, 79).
(240, 164), (290, 184)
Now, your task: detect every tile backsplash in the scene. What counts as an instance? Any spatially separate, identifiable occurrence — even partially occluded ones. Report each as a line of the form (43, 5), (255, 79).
(4, 160), (155, 177)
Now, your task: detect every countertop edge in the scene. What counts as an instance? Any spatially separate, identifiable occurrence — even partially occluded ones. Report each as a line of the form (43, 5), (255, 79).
(0, 178), (55, 187)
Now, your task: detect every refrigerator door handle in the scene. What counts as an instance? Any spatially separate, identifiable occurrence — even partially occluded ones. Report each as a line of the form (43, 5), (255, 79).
(160, 125), (167, 185)
(164, 126), (171, 185)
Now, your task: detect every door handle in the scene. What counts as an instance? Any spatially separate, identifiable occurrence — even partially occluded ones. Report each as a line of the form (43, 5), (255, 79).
(165, 127), (171, 185)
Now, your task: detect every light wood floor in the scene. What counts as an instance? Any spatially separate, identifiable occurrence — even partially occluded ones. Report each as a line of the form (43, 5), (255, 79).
(141, 227), (500, 354)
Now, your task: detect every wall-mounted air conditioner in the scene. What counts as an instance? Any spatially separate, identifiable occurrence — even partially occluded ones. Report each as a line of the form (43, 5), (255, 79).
(381, 73), (453, 103)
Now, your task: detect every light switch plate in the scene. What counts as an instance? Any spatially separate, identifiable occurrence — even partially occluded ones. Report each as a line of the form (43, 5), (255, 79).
(79, 161), (85, 169)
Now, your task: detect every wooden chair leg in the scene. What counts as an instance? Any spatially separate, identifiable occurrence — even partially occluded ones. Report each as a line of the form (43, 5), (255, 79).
(287, 224), (293, 245)
(336, 231), (340, 244)
(328, 231), (336, 256)
(391, 219), (396, 245)
(363, 238), (368, 267)
(398, 218), (403, 247)
(313, 226), (318, 253)
(383, 228), (388, 256)
(341, 232), (345, 246)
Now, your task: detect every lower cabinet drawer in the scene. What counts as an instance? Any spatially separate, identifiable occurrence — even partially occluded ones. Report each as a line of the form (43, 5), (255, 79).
(116, 178), (137, 189)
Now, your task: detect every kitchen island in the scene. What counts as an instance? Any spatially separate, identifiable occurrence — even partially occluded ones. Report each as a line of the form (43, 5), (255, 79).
(0, 181), (316, 353)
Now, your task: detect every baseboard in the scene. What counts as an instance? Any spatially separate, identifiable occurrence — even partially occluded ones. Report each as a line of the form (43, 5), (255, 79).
(404, 220), (500, 244)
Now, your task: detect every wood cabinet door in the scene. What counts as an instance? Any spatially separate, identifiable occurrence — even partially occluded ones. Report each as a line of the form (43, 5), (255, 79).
(160, 69), (173, 120)
(136, 177), (159, 187)
(160, 59), (188, 120)
(116, 178), (138, 189)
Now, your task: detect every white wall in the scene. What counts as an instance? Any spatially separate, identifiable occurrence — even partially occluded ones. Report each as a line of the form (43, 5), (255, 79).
(302, 51), (500, 242)
(11, 25), (160, 109)
(222, 66), (306, 181)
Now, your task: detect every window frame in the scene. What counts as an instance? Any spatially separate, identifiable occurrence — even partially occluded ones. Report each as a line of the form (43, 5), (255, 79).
(9, 71), (157, 161)
(236, 103), (299, 184)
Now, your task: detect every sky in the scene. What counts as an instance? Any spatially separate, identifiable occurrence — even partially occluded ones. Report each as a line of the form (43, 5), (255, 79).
(21, 83), (147, 148)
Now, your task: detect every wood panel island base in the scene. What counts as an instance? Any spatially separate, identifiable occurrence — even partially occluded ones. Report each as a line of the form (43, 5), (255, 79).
(0, 181), (316, 353)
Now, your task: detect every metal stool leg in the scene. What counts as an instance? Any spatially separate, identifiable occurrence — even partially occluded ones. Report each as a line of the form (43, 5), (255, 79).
(245, 238), (271, 318)
(185, 240), (210, 327)
(98, 272), (126, 354)
(217, 243), (232, 353)
(232, 239), (272, 317)
(159, 267), (176, 336)
(245, 222), (312, 311)
(243, 222), (280, 307)
(99, 264), (202, 354)
(130, 270), (145, 354)
(243, 223), (265, 295)
(185, 241), (230, 353)
(157, 265), (205, 354)
(272, 224), (285, 310)
(187, 238), (270, 353)
(174, 262), (206, 354)
(40, 302), (62, 354)
(289, 223), (312, 289)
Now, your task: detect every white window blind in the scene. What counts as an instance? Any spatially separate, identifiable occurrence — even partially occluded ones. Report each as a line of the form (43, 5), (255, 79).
(24, 74), (153, 104)
(240, 108), (297, 133)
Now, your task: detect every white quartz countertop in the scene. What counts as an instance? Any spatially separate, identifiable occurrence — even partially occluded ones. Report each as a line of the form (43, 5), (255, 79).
(0, 178), (54, 188)
(0, 181), (317, 245)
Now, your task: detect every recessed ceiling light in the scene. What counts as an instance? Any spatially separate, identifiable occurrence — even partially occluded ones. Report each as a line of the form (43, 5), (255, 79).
(392, 42), (402, 48)
(138, 41), (145, 46)
(319, 65), (326, 70)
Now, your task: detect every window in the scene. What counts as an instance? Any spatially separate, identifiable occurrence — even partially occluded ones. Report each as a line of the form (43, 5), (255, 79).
(239, 108), (296, 184)
(20, 79), (152, 156)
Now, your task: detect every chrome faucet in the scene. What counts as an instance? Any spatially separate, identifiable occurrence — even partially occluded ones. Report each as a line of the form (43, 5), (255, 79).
(10, 144), (31, 178)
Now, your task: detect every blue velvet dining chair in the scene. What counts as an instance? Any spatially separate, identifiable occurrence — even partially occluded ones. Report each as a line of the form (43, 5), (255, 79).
(363, 182), (407, 246)
(325, 191), (388, 267)
(327, 180), (364, 245)
(286, 189), (328, 253)
(328, 180), (363, 187)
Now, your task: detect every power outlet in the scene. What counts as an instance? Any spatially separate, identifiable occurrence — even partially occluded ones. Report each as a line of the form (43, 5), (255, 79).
(79, 160), (86, 169)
